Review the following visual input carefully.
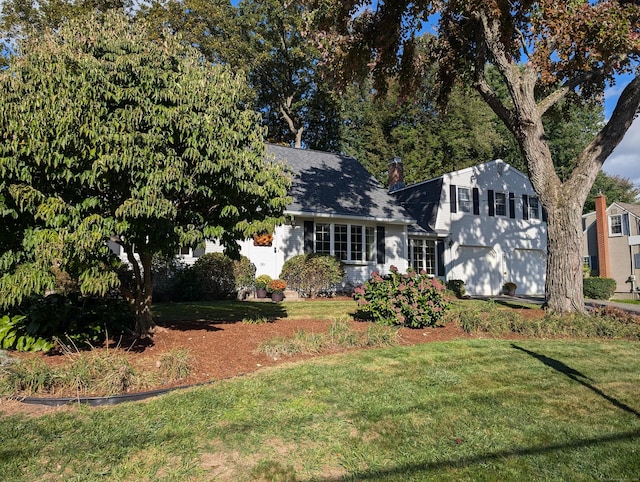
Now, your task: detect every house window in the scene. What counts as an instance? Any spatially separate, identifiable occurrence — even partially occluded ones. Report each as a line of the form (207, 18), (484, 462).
(609, 215), (623, 236)
(178, 246), (190, 255)
(334, 224), (348, 260)
(409, 239), (436, 275)
(350, 225), (363, 261)
(315, 223), (331, 254)
(528, 197), (540, 220)
(313, 223), (376, 262)
(458, 187), (472, 213)
(495, 192), (507, 216)
(365, 226), (375, 261)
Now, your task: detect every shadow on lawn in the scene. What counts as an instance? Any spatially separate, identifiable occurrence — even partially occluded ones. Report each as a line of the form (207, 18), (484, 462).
(511, 344), (640, 418)
(321, 429), (640, 480)
(152, 301), (288, 325)
(320, 343), (640, 480)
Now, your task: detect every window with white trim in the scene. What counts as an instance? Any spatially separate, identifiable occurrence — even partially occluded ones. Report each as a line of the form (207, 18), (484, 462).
(314, 223), (376, 262)
(409, 239), (436, 275)
(609, 215), (623, 236)
(495, 192), (507, 216)
(458, 187), (472, 213)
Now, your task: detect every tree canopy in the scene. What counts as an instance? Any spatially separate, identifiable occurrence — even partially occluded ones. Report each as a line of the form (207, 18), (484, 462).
(313, 0), (640, 312)
(0, 12), (291, 333)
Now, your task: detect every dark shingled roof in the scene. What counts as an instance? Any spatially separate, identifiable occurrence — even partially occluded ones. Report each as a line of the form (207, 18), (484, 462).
(267, 144), (414, 223)
(391, 178), (445, 236)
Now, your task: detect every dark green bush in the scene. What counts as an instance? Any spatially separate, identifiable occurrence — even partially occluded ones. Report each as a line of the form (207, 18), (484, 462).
(353, 267), (450, 328)
(1, 294), (134, 352)
(446, 279), (466, 298)
(280, 254), (345, 298)
(170, 253), (256, 301)
(583, 277), (617, 300)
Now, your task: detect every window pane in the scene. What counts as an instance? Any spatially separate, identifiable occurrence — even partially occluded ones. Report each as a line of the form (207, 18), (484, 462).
(529, 197), (540, 219)
(610, 215), (622, 235)
(424, 240), (436, 275)
(335, 224), (348, 260)
(365, 226), (375, 261)
(410, 239), (424, 270)
(458, 187), (471, 213)
(495, 192), (507, 216)
(350, 225), (363, 261)
(315, 223), (331, 254)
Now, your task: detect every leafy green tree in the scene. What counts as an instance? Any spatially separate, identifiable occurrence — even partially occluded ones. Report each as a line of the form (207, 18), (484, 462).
(0, 0), (130, 39)
(316, 0), (640, 313)
(0, 12), (290, 334)
(585, 172), (640, 213)
(141, 0), (340, 149)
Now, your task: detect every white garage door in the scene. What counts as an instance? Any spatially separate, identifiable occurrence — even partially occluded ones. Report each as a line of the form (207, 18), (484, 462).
(508, 249), (546, 295)
(453, 246), (502, 296)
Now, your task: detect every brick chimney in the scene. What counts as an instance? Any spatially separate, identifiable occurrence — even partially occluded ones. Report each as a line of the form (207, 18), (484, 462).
(595, 192), (611, 277)
(388, 157), (405, 192)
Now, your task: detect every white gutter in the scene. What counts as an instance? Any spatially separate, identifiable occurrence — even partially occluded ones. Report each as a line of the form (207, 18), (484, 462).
(284, 209), (415, 225)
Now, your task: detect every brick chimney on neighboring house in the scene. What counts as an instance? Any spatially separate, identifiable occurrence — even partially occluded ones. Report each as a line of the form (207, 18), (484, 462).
(388, 157), (405, 192)
(595, 192), (611, 277)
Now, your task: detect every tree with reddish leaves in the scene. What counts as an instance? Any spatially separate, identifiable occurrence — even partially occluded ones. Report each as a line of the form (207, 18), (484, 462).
(312, 0), (640, 312)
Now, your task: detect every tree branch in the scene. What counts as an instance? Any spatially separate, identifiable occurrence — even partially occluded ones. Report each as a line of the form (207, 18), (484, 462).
(572, 74), (640, 186)
(536, 70), (602, 116)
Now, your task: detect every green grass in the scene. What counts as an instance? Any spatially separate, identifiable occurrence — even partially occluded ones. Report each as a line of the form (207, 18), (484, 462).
(611, 298), (640, 305)
(1, 339), (639, 480)
(153, 299), (357, 323)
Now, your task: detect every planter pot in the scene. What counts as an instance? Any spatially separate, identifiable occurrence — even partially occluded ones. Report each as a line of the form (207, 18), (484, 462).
(256, 288), (267, 299)
(271, 292), (284, 302)
(505, 290), (516, 296)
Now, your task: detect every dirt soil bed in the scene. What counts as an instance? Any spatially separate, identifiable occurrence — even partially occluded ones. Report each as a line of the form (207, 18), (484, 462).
(1, 306), (544, 417)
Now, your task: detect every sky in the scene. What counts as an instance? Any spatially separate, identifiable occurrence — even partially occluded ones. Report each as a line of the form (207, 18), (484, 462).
(602, 80), (640, 190)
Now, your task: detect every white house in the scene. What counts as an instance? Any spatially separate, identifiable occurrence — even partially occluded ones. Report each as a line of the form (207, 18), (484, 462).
(112, 145), (548, 296)
(392, 159), (547, 296)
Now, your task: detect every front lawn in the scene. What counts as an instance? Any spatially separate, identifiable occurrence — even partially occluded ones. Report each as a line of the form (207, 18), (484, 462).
(1, 337), (638, 480)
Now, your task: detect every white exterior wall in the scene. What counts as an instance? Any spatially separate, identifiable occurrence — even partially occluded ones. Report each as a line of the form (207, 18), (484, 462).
(437, 161), (547, 296)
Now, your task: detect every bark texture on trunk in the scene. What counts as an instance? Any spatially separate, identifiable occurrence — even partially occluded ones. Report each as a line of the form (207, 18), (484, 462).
(120, 246), (155, 336)
(544, 204), (587, 313)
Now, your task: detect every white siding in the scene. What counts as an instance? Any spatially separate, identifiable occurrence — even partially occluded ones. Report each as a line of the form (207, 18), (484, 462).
(438, 161), (547, 295)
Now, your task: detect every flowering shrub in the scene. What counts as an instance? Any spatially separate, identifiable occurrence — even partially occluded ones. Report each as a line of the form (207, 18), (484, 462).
(353, 266), (450, 328)
(267, 279), (287, 293)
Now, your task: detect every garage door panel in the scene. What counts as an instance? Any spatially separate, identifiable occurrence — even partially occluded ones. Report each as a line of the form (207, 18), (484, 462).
(454, 246), (502, 296)
(509, 249), (546, 295)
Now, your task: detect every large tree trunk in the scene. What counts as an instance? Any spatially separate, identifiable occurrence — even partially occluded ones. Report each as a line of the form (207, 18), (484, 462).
(544, 200), (587, 313)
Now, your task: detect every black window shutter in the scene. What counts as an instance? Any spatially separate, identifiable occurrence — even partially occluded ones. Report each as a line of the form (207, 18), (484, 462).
(472, 188), (480, 215)
(376, 226), (385, 264)
(542, 206), (548, 222)
(436, 240), (445, 276)
(522, 195), (529, 220)
(450, 184), (457, 213)
(488, 190), (495, 217)
(509, 192), (515, 219)
(303, 221), (314, 254)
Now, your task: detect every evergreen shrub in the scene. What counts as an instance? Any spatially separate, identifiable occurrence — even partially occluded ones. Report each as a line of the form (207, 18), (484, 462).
(446, 279), (466, 298)
(583, 277), (617, 300)
(280, 254), (345, 297)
